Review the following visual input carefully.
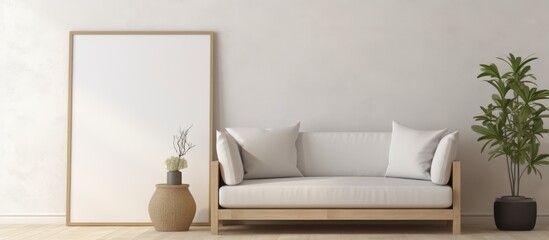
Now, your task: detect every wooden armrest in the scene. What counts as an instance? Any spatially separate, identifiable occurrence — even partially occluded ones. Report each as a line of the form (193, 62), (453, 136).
(210, 160), (220, 234)
(451, 160), (461, 234)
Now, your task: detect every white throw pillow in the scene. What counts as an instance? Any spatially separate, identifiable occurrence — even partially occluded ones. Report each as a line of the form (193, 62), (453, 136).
(226, 123), (303, 179)
(385, 121), (447, 180)
(216, 131), (245, 185)
(430, 131), (459, 185)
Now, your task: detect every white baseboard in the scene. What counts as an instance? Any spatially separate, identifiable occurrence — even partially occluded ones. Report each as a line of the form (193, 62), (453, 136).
(2, 213), (548, 226)
(463, 213), (549, 225)
(0, 214), (65, 224)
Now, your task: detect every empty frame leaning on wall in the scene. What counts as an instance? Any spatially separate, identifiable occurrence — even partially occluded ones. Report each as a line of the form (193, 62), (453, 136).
(67, 31), (214, 225)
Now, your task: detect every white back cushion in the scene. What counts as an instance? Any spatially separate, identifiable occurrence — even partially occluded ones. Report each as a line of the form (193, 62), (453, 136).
(385, 121), (447, 180)
(297, 132), (392, 177)
(216, 131), (244, 185)
(431, 131), (459, 185)
(226, 123), (303, 179)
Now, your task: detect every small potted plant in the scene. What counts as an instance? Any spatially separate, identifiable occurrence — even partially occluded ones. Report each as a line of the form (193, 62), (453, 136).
(149, 125), (197, 231)
(165, 125), (195, 185)
(472, 54), (549, 230)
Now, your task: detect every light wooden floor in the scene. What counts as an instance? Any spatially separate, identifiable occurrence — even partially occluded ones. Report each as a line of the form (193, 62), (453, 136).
(1, 223), (548, 240)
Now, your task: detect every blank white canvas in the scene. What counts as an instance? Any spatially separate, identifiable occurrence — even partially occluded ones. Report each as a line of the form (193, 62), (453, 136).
(69, 33), (211, 223)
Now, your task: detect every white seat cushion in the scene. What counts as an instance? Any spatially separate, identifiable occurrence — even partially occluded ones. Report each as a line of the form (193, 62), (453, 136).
(219, 177), (452, 208)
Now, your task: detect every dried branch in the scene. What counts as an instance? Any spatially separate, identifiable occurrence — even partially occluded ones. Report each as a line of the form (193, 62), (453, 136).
(166, 125), (195, 171)
(173, 125), (195, 158)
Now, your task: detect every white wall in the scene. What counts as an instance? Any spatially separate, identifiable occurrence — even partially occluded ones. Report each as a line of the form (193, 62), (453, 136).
(2, 0), (549, 224)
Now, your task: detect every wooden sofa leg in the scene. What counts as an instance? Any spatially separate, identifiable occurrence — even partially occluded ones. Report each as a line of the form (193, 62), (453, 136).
(453, 218), (461, 234)
(211, 219), (219, 235)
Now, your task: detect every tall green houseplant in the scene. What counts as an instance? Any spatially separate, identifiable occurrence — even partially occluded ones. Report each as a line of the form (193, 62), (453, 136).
(472, 54), (549, 197)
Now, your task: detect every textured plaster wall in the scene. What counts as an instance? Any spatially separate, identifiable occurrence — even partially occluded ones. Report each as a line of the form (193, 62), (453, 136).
(1, 0), (549, 223)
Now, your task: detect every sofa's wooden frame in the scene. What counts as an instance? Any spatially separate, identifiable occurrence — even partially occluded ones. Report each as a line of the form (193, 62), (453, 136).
(210, 160), (461, 235)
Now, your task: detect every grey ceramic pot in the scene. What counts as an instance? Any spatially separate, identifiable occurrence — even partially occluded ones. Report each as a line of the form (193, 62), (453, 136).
(167, 171), (182, 185)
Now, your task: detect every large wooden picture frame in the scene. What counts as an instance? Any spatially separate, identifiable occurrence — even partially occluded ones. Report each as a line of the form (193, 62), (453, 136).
(67, 31), (213, 225)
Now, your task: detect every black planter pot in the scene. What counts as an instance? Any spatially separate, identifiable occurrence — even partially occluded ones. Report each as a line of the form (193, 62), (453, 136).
(494, 196), (537, 231)
(167, 171), (182, 185)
